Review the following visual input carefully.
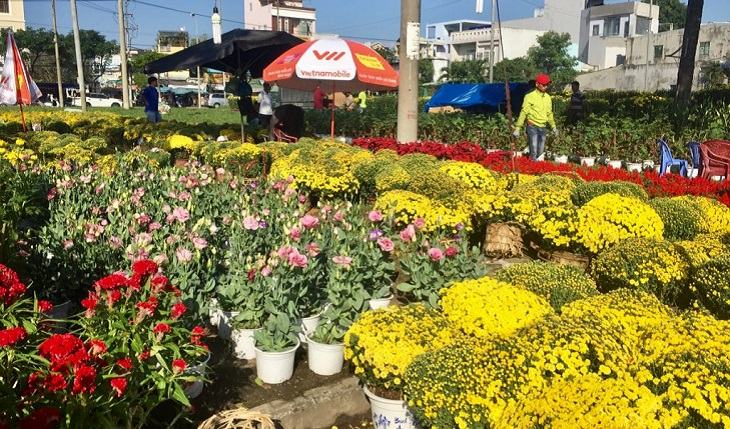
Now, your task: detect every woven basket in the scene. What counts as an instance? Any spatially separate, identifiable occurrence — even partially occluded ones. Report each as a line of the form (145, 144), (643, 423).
(538, 249), (589, 271)
(484, 223), (523, 257)
(198, 408), (275, 429)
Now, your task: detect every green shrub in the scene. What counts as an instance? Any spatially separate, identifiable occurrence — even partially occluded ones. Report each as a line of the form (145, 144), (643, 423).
(352, 154), (397, 195)
(592, 237), (690, 307)
(649, 197), (703, 241)
(405, 168), (463, 203)
(396, 153), (440, 173)
(692, 255), (730, 319)
(675, 235), (729, 271)
(571, 181), (648, 206)
(495, 261), (598, 312)
(44, 120), (72, 134)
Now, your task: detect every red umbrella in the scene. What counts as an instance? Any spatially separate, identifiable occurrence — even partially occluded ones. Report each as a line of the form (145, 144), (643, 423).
(0, 30), (42, 131)
(264, 38), (398, 140)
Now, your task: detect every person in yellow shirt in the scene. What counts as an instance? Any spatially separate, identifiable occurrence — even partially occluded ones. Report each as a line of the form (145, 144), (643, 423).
(357, 91), (368, 111)
(513, 73), (558, 160)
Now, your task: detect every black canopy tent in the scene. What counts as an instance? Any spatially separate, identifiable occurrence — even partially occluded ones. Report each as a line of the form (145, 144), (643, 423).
(143, 29), (304, 76)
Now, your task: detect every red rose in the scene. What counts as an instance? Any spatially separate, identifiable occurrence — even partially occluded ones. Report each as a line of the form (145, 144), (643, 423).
(116, 357), (133, 371)
(172, 358), (187, 374)
(445, 246), (459, 257)
(37, 300), (54, 314)
(19, 407), (61, 429)
(43, 373), (68, 393)
(110, 377), (128, 397)
(131, 260), (158, 278)
(170, 302), (187, 320)
(153, 323), (171, 335)
(71, 364), (96, 395)
(0, 327), (27, 347)
(94, 273), (129, 291)
(87, 339), (107, 356)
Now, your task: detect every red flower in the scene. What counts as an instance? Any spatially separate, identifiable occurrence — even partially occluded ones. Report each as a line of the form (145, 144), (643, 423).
(116, 357), (133, 371)
(191, 326), (207, 347)
(153, 323), (171, 335)
(39, 334), (89, 372)
(19, 407), (61, 429)
(106, 289), (123, 307)
(150, 274), (169, 292)
(136, 296), (158, 317)
(170, 302), (187, 320)
(127, 273), (143, 292)
(81, 292), (99, 312)
(87, 339), (107, 356)
(94, 273), (129, 291)
(43, 373), (68, 393)
(37, 300), (54, 314)
(110, 377), (128, 397)
(138, 349), (151, 361)
(0, 263), (20, 288)
(71, 364), (96, 395)
(0, 327), (27, 347)
(172, 358), (187, 374)
(445, 246), (459, 258)
(131, 260), (158, 278)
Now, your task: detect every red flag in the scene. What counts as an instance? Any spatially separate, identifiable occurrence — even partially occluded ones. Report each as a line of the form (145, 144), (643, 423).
(0, 30), (41, 105)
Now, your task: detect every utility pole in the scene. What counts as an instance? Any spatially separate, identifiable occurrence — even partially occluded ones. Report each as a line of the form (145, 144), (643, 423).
(489, 0), (496, 82)
(644, 0), (653, 92)
(117, 0), (130, 109)
(51, 0), (64, 107)
(397, 0), (420, 143)
(70, 0), (87, 111)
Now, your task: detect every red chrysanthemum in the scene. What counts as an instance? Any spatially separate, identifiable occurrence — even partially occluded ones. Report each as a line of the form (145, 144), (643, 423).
(153, 323), (171, 335)
(171, 358), (187, 374)
(39, 334), (89, 372)
(18, 407), (61, 429)
(94, 273), (129, 291)
(110, 377), (127, 397)
(131, 260), (158, 278)
(43, 373), (68, 393)
(71, 364), (96, 395)
(87, 339), (107, 356)
(0, 327), (27, 347)
(37, 300), (54, 313)
(170, 302), (187, 320)
(116, 357), (133, 371)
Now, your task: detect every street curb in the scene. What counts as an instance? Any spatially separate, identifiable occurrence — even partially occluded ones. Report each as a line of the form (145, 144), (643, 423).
(253, 376), (370, 429)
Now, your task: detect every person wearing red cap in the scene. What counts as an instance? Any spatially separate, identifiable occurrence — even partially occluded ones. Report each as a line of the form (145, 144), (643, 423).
(513, 73), (558, 160)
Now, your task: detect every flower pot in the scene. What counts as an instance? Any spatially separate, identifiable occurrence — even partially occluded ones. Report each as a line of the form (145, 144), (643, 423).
(643, 160), (655, 170)
(485, 148), (500, 154)
(299, 313), (321, 343)
(231, 327), (260, 360)
(306, 336), (344, 376)
(580, 157), (596, 167)
(484, 222), (523, 257)
(254, 340), (300, 384)
(184, 352), (211, 399)
(607, 160), (623, 169)
(368, 295), (393, 310)
(553, 155), (569, 164)
(689, 167), (699, 178)
(364, 386), (418, 429)
(209, 298), (221, 327)
(626, 162), (642, 173)
(217, 310), (239, 341)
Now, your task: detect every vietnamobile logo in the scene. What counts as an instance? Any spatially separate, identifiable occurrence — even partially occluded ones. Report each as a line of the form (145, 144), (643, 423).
(313, 50), (346, 61)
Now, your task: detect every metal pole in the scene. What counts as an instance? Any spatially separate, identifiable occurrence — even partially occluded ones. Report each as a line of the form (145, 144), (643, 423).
(51, 0), (64, 107)
(70, 0), (87, 112)
(117, 0), (130, 109)
(644, 0), (653, 92)
(397, 0), (420, 143)
(197, 66), (202, 108)
(489, 0), (496, 83)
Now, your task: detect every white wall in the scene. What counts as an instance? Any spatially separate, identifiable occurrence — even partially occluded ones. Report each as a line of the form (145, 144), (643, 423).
(244, 0), (273, 30)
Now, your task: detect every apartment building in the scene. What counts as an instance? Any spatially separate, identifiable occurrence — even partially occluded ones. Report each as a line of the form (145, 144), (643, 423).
(0, 0), (26, 31)
(244, 0), (316, 39)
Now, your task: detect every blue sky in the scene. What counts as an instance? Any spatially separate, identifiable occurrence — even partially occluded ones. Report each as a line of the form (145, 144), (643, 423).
(23, 0), (729, 49)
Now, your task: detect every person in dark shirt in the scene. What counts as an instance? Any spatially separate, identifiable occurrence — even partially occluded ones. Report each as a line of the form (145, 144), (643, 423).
(567, 81), (586, 125)
(236, 72), (256, 124)
(270, 104), (304, 142)
(141, 76), (161, 123)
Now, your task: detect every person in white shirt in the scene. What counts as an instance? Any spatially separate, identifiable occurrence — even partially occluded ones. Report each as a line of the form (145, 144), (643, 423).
(258, 82), (274, 128)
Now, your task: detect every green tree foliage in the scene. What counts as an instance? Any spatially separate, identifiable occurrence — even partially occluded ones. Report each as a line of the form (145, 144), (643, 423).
(419, 59), (435, 84)
(493, 57), (538, 83)
(130, 51), (167, 87)
(527, 31), (578, 90)
(439, 59), (487, 83)
(641, 0), (687, 30)
(373, 45), (397, 65)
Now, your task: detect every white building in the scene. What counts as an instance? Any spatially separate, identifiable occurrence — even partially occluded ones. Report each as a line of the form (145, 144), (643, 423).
(579, 0), (659, 69)
(503, 0), (585, 43)
(0, 0), (25, 31)
(156, 31), (190, 81)
(577, 23), (730, 91)
(244, 0), (316, 38)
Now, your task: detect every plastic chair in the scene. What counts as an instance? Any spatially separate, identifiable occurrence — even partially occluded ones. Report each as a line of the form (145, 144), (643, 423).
(688, 141), (701, 167)
(658, 139), (689, 177)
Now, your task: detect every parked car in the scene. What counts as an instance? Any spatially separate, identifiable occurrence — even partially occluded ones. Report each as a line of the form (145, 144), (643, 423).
(71, 93), (123, 108)
(207, 92), (229, 108)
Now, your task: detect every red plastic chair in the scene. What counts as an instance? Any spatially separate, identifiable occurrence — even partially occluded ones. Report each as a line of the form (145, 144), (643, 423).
(699, 143), (730, 180)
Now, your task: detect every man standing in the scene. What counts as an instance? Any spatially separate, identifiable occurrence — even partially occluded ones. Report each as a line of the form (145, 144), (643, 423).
(313, 84), (324, 110)
(142, 76), (161, 123)
(513, 73), (557, 160)
(567, 81), (586, 125)
(237, 72), (256, 124)
(258, 82), (274, 128)
(357, 90), (368, 112)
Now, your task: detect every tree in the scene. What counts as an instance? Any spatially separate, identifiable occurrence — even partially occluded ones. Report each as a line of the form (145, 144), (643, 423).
(676, 0), (704, 105)
(493, 57), (538, 83)
(527, 31), (578, 89)
(373, 45), (397, 65)
(130, 51), (166, 88)
(640, 0), (687, 30)
(699, 62), (728, 88)
(439, 59), (487, 83)
(11, 28), (56, 78)
(419, 58), (434, 84)
(67, 30), (119, 90)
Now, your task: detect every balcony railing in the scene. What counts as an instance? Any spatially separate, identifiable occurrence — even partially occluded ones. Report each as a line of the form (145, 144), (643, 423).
(450, 28), (495, 43)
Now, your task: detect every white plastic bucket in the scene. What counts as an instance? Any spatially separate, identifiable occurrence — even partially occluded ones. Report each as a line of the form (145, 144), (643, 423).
(627, 162), (643, 173)
(580, 157), (596, 167)
(553, 155), (569, 164)
(184, 352), (211, 399)
(255, 340), (300, 384)
(306, 336), (344, 376)
(364, 386), (418, 429)
(607, 160), (623, 169)
(217, 310), (239, 341)
(299, 313), (321, 343)
(231, 327), (260, 360)
(368, 295), (393, 311)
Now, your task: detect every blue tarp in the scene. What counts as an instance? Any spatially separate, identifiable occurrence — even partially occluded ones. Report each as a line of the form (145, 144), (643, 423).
(424, 82), (530, 113)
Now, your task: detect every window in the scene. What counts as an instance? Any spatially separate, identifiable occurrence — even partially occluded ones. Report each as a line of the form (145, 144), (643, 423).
(654, 45), (663, 60)
(624, 22), (629, 37)
(605, 18), (621, 36)
(0, 0), (8, 14)
(616, 54), (626, 66)
(699, 41), (710, 59)
(592, 25), (600, 36)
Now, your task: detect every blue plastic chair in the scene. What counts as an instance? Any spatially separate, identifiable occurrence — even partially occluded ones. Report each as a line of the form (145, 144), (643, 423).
(688, 141), (701, 168)
(659, 139), (689, 177)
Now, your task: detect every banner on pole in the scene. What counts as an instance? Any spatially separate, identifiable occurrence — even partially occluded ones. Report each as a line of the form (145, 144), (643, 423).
(0, 31), (42, 105)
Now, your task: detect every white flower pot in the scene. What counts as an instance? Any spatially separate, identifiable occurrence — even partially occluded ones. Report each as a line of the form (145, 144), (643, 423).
(627, 162), (642, 173)
(369, 295), (393, 310)
(231, 327), (260, 360)
(580, 157), (596, 167)
(217, 310), (239, 341)
(184, 352), (211, 399)
(306, 336), (344, 376)
(553, 155), (569, 164)
(209, 298), (221, 326)
(689, 167), (699, 178)
(485, 148), (500, 154)
(299, 313), (321, 343)
(607, 160), (623, 169)
(364, 386), (418, 429)
(255, 340), (300, 384)
(643, 160), (655, 170)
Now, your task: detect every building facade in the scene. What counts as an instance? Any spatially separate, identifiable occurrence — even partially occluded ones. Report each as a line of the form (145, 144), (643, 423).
(0, 0), (26, 31)
(243, 0), (316, 38)
(156, 31), (190, 81)
(503, 0), (585, 43)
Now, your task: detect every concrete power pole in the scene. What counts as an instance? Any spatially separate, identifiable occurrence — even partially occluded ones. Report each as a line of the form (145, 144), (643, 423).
(51, 0), (64, 107)
(69, 0), (87, 111)
(397, 0), (420, 143)
(644, 0), (653, 91)
(117, 0), (130, 109)
(488, 0), (496, 82)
